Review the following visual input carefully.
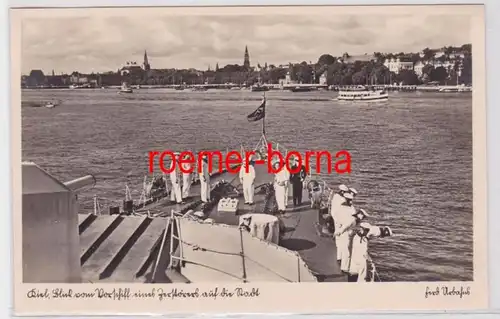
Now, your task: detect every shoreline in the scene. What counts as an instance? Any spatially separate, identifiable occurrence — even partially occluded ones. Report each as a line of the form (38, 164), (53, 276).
(21, 84), (473, 92)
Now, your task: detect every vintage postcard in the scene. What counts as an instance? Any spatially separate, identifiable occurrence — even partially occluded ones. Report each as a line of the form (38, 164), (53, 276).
(11, 4), (487, 315)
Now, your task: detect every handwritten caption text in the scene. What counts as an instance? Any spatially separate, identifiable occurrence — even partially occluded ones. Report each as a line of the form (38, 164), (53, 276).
(27, 287), (260, 301)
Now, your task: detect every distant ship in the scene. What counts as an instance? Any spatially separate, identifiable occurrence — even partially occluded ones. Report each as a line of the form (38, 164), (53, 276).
(251, 84), (270, 92)
(438, 85), (472, 93)
(289, 86), (317, 92)
(118, 82), (133, 93)
(337, 86), (389, 101)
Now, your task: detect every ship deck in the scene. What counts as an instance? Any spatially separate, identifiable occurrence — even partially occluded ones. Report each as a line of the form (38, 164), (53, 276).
(78, 164), (346, 283)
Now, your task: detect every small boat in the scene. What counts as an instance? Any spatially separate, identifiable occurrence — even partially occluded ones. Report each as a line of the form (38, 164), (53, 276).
(192, 86), (208, 91)
(118, 82), (133, 93)
(251, 84), (270, 92)
(45, 103), (56, 108)
(290, 86), (317, 92)
(337, 87), (389, 101)
(438, 85), (472, 93)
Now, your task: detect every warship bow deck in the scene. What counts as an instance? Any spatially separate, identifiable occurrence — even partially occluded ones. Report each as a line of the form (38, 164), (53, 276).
(77, 163), (346, 283)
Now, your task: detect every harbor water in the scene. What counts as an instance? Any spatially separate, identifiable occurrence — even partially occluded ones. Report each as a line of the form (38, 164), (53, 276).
(21, 88), (473, 282)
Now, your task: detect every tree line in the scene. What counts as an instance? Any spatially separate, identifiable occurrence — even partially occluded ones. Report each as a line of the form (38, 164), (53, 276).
(24, 44), (472, 87)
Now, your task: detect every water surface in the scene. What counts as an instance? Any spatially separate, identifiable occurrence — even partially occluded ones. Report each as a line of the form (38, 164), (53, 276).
(21, 88), (473, 282)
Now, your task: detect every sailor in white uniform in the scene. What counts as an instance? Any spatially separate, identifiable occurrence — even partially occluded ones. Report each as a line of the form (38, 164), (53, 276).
(347, 222), (371, 282)
(334, 206), (370, 272)
(349, 187), (358, 198)
(347, 221), (392, 282)
(366, 224), (393, 239)
(330, 184), (350, 222)
(329, 184), (350, 260)
(169, 153), (184, 204)
(273, 161), (289, 214)
(181, 155), (193, 200)
(199, 155), (211, 203)
(239, 159), (256, 205)
(283, 160), (291, 208)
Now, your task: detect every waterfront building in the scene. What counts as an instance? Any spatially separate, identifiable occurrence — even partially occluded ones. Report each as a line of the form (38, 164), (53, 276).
(27, 69), (46, 86)
(70, 72), (89, 84)
(279, 71), (298, 86)
(337, 53), (375, 64)
(434, 50), (446, 59)
(414, 61), (426, 77)
(319, 71), (327, 85)
(383, 57), (414, 74)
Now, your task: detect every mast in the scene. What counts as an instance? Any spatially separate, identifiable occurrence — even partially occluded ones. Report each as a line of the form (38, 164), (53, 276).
(262, 92), (266, 137)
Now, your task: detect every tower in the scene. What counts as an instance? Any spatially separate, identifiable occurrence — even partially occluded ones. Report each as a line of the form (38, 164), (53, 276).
(143, 50), (151, 71)
(243, 45), (250, 70)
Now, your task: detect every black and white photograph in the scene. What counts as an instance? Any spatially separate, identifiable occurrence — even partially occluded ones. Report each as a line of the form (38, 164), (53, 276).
(13, 4), (488, 312)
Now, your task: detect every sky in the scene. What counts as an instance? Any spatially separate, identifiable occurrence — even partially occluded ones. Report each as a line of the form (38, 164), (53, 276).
(21, 13), (471, 75)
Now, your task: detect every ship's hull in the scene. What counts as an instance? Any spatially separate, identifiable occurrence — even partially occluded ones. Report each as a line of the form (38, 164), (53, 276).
(290, 87), (316, 92)
(251, 86), (270, 92)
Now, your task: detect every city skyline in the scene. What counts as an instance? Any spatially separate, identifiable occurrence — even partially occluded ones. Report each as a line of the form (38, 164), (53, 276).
(22, 13), (471, 74)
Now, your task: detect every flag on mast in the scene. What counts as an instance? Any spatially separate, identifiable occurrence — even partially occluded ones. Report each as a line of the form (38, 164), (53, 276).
(246, 97), (266, 122)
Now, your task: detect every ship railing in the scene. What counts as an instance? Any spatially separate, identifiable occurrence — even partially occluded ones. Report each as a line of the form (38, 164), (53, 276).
(125, 146), (245, 210)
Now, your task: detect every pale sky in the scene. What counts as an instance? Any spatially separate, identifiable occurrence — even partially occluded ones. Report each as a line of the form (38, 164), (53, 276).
(21, 13), (471, 75)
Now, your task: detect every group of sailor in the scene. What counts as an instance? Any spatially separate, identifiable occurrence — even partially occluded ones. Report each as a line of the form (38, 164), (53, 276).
(168, 152), (211, 204)
(329, 184), (392, 282)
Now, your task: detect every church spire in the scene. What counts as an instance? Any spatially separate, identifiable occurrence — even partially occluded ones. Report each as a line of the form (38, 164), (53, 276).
(143, 50), (151, 71)
(243, 45), (250, 70)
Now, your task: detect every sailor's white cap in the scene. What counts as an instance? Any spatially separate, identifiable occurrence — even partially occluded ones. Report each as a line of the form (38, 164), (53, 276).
(349, 188), (358, 195)
(343, 192), (354, 200)
(339, 184), (349, 192)
(194, 211), (204, 218)
(359, 222), (372, 229)
(356, 208), (370, 217)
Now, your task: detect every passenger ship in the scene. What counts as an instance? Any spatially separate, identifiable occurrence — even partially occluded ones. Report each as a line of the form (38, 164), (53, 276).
(337, 86), (389, 101)
(22, 96), (390, 284)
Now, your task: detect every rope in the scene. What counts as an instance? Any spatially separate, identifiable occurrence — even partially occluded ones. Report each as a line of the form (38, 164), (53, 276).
(177, 237), (242, 257)
(366, 253), (381, 282)
(173, 226), (297, 282)
(171, 256), (246, 281)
